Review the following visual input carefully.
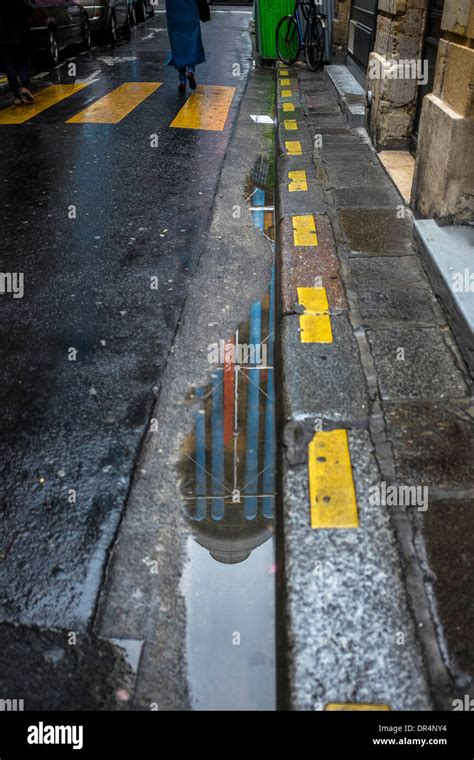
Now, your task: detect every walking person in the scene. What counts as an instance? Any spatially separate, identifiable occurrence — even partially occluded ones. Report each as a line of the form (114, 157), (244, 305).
(0, 0), (35, 106)
(165, 0), (210, 93)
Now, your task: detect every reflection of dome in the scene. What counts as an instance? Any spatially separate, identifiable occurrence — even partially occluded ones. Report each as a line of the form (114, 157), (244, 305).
(190, 507), (273, 564)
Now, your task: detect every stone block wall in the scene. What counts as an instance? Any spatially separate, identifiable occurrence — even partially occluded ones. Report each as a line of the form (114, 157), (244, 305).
(411, 0), (474, 220)
(367, 0), (427, 148)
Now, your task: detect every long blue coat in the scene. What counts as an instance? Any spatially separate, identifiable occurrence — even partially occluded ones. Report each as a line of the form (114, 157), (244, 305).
(166, 0), (205, 69)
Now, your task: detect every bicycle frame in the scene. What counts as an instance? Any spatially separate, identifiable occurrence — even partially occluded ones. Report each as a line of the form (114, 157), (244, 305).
(294, 0), (325, 49)
(293, 1), (305, 51)
(276, 0), (326, 68)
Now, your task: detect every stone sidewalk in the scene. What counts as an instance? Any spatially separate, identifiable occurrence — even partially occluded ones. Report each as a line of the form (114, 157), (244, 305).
(275, 64), (473, 711)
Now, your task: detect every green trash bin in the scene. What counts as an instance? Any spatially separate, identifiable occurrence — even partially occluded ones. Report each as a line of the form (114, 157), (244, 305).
(255, 0), (296, 62)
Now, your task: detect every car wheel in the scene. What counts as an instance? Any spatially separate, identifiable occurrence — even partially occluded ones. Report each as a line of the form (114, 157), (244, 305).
(107, 11), (118, 44)
(82, 20), (91, 51)
(45, 27), (59, 67)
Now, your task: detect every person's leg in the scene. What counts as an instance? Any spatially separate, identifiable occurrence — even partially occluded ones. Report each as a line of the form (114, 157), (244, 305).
(18, 58), (34, 102)
(18, 58), (30, 88)
(186, 65), (197, 91)
(177, 66), (186, 92)
(3, 61), (21, 100)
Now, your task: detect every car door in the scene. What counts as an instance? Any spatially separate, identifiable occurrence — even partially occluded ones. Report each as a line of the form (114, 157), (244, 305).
(109, 0), (128, 29)
(64, 0), (83, 45)
(41, 0), (72, 49)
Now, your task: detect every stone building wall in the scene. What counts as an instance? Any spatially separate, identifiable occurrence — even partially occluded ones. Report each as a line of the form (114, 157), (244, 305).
(366, 0), (428, 148)
(411, 0), (474, 220)
(332, 0), (473, 220)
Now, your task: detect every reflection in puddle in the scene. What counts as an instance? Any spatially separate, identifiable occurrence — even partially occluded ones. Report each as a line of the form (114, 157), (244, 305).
(179, 155), (276, 710)
(183, 273), (275, 556)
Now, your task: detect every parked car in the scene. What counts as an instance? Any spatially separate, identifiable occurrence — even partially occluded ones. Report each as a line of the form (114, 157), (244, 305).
(29, 0), (91, 66)
(76, 1), (150, 43)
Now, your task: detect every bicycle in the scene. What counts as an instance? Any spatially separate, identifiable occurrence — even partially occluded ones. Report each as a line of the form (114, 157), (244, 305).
(276, 0), (326, 71)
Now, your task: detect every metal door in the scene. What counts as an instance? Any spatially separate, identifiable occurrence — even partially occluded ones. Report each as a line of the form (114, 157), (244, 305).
(348, 0), (377, 72)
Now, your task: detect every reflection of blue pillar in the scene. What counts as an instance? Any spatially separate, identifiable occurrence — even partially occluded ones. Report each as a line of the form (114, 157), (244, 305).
(194, 387), (207, 521)
(211, 370), (225, 520)
(244, 301), (262, 520)
(253, 188), (265, 233)
(262, 266), (276, 518)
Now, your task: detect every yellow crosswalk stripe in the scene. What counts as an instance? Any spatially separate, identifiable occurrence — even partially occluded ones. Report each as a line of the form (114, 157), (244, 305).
(0, 84), (88, 125)
(286, 141), (302, 155)
(279, 69), (289, 76)
(284, 119), (298, 130)
(288, 170), (308, 192)
(282, 89), (292, 98)
(170, 85), (235, 131)
(308, 430), (359, 529)
(292, 215), (318, 246)
(297, 287), (332, 343)
(67, 82), (161, 124)
(325, 704), (390, 711)
(283, 102), (295, 112)
(280, 78), (291, 86)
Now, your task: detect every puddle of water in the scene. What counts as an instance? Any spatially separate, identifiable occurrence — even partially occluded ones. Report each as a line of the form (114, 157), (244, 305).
(179, 155), (277, 710)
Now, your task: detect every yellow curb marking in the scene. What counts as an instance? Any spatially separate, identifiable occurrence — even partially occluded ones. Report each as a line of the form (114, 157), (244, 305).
(297, 287), (332, 343)
(280, 78), (291, 86)
(308, 429), (359, 529)
(325, 704), (391, 711)
(0, 84), (88, 124)
(68, 82), (161, 124)
(284, 119), (298, 130)
(286, 140), (302, 155)
(288, 170), (308, 193)
(170, 85), (236, 131)
(292, 215), (318, 246)
(282, 89), (293, 98)
(283, 102), (295, 112)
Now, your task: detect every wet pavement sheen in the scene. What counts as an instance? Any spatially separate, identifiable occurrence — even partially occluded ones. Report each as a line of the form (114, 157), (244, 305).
(0, 10), (252, 630)
(178, 158), (277, 710)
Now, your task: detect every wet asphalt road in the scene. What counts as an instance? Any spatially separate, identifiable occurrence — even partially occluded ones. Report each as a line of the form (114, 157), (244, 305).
(0, 9), (253, 629)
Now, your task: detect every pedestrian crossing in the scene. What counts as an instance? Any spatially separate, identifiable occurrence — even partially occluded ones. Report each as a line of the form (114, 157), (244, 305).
(0, 84), (88, 125)
(67, 82), (162, 124)
(170, 86), (236, 132)
(0, 82), (236, 129)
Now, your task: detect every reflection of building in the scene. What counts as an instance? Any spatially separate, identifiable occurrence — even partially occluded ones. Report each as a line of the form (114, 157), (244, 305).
(181, 273), (276, 565)
(179, 167), (276, 565)
(332, 0), (473, 221)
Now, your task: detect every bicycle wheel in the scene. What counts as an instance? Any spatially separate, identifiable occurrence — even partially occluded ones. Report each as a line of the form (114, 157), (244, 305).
(304, 14), (325, 71)
(276, 16), (300, 65)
